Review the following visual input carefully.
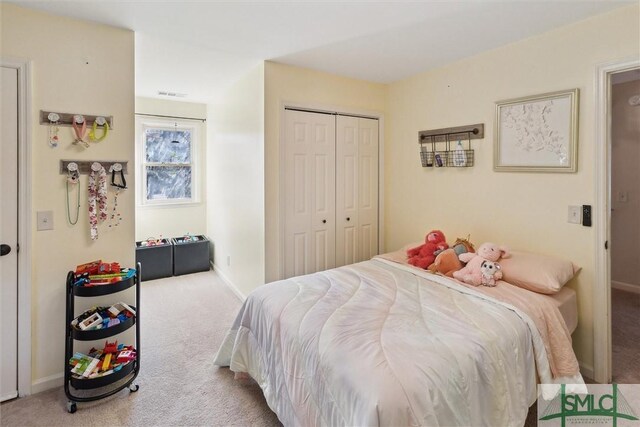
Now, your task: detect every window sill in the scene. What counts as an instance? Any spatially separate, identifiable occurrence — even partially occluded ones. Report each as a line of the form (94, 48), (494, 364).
(137, 201), (203, 210)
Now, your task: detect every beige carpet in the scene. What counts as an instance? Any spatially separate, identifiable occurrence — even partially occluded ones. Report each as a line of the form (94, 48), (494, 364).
(2, 274), (638, 427)
(0, 271), (282, 427)
(612, 287), (640, 384)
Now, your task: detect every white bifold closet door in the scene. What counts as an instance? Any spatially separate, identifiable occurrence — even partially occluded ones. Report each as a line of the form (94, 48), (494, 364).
(283, 109), (379, 279)
(335, 115), (379, 267)
(284, 110), (336, 279)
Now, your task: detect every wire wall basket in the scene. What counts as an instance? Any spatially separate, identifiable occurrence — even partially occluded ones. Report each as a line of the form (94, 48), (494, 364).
(419, 128), (478, 168)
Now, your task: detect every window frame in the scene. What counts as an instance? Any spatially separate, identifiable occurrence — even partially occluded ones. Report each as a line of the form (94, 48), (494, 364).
(136, 117), (202, 207)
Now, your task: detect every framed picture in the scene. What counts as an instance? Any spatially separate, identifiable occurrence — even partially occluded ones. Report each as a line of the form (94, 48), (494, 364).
(494, 88), (579, 172)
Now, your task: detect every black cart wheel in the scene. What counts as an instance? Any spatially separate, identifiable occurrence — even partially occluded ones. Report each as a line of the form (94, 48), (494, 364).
(67, 401), (77, 413)
(129, 384), (139, 392)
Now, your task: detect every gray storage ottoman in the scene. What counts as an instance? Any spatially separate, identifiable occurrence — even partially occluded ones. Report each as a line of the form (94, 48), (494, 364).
(171, 235), (210, 276)
(135, 239), (173, 281)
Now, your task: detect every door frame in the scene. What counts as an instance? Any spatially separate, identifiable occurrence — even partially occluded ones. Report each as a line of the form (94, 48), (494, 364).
(278, 101), (385, 280)
(593, 57), (640, 384)
(1, 56), (33, 397)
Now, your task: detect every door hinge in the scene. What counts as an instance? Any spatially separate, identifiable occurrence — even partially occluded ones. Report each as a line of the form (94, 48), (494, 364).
(16, 243), (20, 253)
(605, 240), (608, 250)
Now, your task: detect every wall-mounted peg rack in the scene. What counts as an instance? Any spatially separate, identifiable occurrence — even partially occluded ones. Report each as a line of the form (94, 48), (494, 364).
(418, 123), (484, 142)
(41, 111), (113, 129)
(59, 160), (128, 175)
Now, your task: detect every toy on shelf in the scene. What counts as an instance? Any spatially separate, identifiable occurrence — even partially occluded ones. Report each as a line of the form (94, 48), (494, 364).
(71, 304), (136, 332)
(72, 260), (136, 288)
(68, 345), (137, 380)
(78, 313), (103, 331)
(139, 236), (166, 247)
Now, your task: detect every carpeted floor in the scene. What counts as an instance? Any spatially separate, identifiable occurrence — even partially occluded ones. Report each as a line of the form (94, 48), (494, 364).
(612, 287), (640, 384)
(2, 275), (638, 427)
(0, 271), (282, 427)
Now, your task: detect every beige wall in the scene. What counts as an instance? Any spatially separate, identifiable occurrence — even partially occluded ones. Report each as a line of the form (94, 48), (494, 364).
(611, 79), (640, 287)
(207, 64), (265, 296)
(385, 4), (640, 370)
(135, 97), (207, 241)
(264, 61), (387, 282)
(1, 4), (135, 388)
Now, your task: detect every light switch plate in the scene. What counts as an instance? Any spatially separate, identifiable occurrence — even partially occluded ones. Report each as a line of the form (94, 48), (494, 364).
(568, 206), (582, 224)
(37, 210), (54, 231)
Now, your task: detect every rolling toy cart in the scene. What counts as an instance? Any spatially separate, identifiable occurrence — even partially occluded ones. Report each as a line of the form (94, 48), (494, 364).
(64, 264), (141, 413)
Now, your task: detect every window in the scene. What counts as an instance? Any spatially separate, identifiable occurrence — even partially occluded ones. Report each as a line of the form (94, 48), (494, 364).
(138, 118), (200, 205)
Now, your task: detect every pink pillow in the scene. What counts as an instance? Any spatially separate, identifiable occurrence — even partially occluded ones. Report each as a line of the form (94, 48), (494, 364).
(499, 251), (580, 294)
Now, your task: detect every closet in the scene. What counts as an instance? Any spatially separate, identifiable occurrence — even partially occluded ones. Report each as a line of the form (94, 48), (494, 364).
(283, 109), (379, 279)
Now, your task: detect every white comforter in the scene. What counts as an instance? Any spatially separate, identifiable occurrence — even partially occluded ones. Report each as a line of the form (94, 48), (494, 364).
(215, 259), (552, 426)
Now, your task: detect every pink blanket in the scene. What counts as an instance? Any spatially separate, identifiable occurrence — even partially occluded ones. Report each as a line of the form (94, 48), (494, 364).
(377, 250), (580, 378)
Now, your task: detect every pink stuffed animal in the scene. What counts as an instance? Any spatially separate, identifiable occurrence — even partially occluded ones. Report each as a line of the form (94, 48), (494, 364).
(407, 230), (448, 269)
(452, 242), (510, 286)
(479, 260), (502, 287)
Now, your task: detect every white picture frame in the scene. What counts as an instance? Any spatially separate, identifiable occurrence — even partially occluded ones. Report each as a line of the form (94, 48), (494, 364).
(494, 88), (579, 172)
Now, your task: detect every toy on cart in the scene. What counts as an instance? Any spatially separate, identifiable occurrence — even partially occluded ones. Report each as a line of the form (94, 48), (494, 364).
(64, 263), (141, 414)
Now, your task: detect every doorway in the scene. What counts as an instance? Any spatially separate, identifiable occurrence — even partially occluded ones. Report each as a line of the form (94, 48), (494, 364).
(594, 59), (640, 384)
(1, 65), (19, 402)
(0, 58), (32, 400)
(609, 69), (640, 383)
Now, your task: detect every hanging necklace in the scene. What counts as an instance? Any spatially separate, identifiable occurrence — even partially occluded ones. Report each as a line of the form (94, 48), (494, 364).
(108, 163), (125, 228)
(89, 116), (109, 143)
(66, 163), (80, 225)
(72, 115), (89, 148)
(108, 187), (122, 228)
(47, 112), (60, 148)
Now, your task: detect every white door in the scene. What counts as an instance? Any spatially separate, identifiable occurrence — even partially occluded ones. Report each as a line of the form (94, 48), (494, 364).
(356, 117), (379, 262)
(1, 66), (19, 402)
(336, 116), (379, 266)
(284, 110), (336, 278)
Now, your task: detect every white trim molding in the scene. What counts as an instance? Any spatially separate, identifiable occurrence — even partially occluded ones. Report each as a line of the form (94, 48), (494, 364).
(611, 280), (640, 295)
(593, 57), (640, 385)
(579, 362), (595, 383)
(31, 373), (63, 395)
(212, 262), (246, 302)
(2, 56), (33, 397)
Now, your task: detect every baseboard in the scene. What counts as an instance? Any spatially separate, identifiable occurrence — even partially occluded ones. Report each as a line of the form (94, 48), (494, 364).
(212, 262), (246, 302)
(31, 372), (63, 394)
(612, 280), (640, 294)
(579, 361), (595, 382)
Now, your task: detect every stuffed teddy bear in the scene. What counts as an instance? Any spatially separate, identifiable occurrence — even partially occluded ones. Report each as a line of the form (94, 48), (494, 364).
(452, 242), (510, 286)
(427, 236), (475, 277)
(407, 230), (448, 269)
(479, 260), (502, 287)
(427, 249), (462, 277)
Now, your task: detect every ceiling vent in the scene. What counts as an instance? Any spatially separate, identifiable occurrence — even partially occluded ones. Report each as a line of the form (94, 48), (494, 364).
(157, 91), (188, 98)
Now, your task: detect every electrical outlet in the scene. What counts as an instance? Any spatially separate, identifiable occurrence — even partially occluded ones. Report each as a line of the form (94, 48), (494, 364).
(37, 211), (54, 231)
(568, 206), (581, 224)
(617, 191), (629, 203)
(227, 255), (231, 267)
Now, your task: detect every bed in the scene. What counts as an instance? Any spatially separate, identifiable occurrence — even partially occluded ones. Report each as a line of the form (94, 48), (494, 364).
(214, 253), (583, 426)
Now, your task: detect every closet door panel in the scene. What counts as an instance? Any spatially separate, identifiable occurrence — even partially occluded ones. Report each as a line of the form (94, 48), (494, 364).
(284, 110), (335, 278)
(357, 118), (379, 262)
(311, 119), (336, 273)
(336, 116), (359, 267)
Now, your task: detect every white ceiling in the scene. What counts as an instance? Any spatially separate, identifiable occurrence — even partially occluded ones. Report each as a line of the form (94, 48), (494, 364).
(10, 1), (634, 103)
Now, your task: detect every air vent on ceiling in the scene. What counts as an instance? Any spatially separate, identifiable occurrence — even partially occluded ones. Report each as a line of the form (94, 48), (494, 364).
(157, 91), (188, 98)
